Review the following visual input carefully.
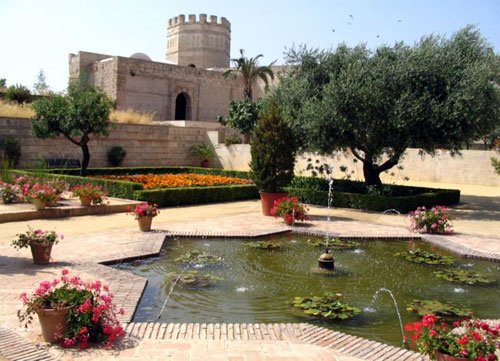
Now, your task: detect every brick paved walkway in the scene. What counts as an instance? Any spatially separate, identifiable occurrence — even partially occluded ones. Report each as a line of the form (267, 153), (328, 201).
(0, 196), (498, 360)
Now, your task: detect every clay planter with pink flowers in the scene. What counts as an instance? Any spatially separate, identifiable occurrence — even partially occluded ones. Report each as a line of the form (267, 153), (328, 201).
(36, 306), (72, 343)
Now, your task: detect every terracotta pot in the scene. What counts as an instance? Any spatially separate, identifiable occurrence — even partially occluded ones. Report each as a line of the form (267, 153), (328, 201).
(434, 351), (467, 361)
(242, 132), (251, 144)
(32, 198), (47, 210)
(30, 243), (53, 264)
(138, 216), (153, 232)
(36, 306), (71, 343)
(259, 192), (288, 216)
(200, 160), (210, 168)
(283, 213), (294, 225)
(79, 195), (93, 206)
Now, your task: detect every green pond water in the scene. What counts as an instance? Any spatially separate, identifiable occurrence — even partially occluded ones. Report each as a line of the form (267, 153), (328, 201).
(115, 235), (500, 346)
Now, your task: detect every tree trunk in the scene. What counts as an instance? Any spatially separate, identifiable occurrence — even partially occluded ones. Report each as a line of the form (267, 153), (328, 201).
(80, 142), (90, 177)
(362, 161), (382, 186)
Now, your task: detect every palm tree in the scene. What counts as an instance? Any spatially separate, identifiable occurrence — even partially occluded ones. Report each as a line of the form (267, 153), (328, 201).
(223, 49), (275, 100)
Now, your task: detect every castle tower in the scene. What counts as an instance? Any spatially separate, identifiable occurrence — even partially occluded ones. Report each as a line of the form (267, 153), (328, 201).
(166, 14), (231, 69)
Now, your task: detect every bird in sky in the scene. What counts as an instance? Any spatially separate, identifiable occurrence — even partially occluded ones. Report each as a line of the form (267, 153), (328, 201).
(349, 14), (353, 19)
(332, 29), (335, 32)
(347, 22), (352, 25)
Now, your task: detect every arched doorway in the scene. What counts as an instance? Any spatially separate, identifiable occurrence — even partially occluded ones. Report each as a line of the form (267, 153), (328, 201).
(175, 92), (191, 120)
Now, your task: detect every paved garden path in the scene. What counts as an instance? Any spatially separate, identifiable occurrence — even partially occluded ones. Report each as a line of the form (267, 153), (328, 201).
(0, 181), (498, 360)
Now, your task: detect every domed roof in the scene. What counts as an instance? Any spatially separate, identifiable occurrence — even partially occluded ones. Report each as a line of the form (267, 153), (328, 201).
(130, 52), (152, 61)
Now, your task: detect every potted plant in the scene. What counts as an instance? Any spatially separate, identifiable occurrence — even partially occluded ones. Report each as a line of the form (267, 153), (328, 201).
(71, 183), (107, 206)
(0, 182), (21, 204)
(404, 315), (500, 361)
(23, 182), (59, 210)
(189, 142), (217, 167)
(12, 227), (60, 264)
(407, 206), (454, 234)
(129, 203), (159, 231)
(249, 100), (297, 215)
(18, 269), (125, 346)
(271, 196), (309, 225)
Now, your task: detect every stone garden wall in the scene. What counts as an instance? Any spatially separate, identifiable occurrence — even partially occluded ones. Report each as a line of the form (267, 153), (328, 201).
(0, 117), (213, 168)
(1, 117), (498, 187)
(217, 145), (500, 187)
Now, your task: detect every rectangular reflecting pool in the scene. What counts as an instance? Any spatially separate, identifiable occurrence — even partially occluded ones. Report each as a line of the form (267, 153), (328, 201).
(115, 235), (500, 346)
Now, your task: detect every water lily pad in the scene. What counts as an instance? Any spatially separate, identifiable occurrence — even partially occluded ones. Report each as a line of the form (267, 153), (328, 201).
(434, 268), (495, 285)
(175, 250), (222, 266)
(292, 292), (361, 320)
(306, 238), (361, 250)
(395, 249), (454, 266)
(407, 299), (473, 317)
(175, 271), (223, 289)
(246, 241), (282, 250)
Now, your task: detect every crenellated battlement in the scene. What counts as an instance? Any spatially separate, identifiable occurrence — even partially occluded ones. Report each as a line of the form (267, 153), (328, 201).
(166, 13), (231, 68)
(168, 14), (231, 30)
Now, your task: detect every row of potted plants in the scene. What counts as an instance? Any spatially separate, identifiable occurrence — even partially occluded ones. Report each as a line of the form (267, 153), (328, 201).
(0, 176), (107, 209)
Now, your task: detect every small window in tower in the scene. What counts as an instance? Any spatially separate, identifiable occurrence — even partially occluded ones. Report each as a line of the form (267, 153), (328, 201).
(187, 64), (196, 68)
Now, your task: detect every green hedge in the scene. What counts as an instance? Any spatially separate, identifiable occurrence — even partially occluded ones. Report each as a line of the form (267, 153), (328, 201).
(286, 187), (460, 213)
(8, 170), (143, 199)
(135, 185), (259, 207)
(42, 166), (251, 179)
(7, 169), (258, 206)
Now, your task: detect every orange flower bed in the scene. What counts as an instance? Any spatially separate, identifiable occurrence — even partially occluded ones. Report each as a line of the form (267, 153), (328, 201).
(96, 173), (253, 190)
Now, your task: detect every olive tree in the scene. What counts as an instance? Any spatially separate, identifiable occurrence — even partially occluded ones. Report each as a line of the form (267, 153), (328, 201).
(31, 81), (112, 176)
(274, 26), (500, 186)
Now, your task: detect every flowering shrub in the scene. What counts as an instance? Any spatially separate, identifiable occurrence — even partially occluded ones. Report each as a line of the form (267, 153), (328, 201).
(96, 173), (252, 189)
(129, 202), (159, 219)
(71, 184), (107, 205)
(270, 196), (309, 221)
(404, 315), (500, 360)
(12, 227), (60, 249)
(22, 182), (59, 204)
(407, 206), (454, 234)
(0, 182), (22, 203)
(18, 269), (125, 349)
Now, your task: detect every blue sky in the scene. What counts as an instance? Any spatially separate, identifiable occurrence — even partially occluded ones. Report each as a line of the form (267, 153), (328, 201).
(1, 0), (499, 92)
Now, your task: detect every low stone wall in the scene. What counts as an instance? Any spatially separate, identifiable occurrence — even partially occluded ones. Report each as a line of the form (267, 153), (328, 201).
(2, 117), (498, 187)
(217, 145), (500, 187)
(0, 117), (213, 168)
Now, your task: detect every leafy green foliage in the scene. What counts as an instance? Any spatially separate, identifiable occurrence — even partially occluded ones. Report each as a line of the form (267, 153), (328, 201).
(407, 299), (473, 318)
(0, 79), (6, 88)
(286, 181), (460, 213)
(33, 69), (49, 95)
(218, 98), (261, 134)
(175, 250), (223, 266)
(491, 157), (500, 175)
(246, 240), (282, 250)
(306, 237), (361, 250)
(189, 143), (216, 162)
(223, 135), (242, 146)
(434, 268), (495, 285)
(274, 26), (500, 185)
(249, 101), (297, 192)
(107, 146), (126, 166)
(0, 136), (21, 167)
(31, 81), (112, 176)
(395, 249), (455, 266)
(5, 84), (32, 103)
(223, 49), (275, 100)
(137, 184), (258, 207)
(292, 292), (361, 320)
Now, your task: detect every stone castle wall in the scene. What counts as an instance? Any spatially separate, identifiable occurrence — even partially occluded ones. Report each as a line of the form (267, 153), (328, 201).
(0, 117), (221, 168)
(69, 51), (244, 121)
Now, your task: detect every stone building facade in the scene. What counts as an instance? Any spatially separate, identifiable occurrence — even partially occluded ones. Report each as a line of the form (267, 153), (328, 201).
(68, 14), (276, 122)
